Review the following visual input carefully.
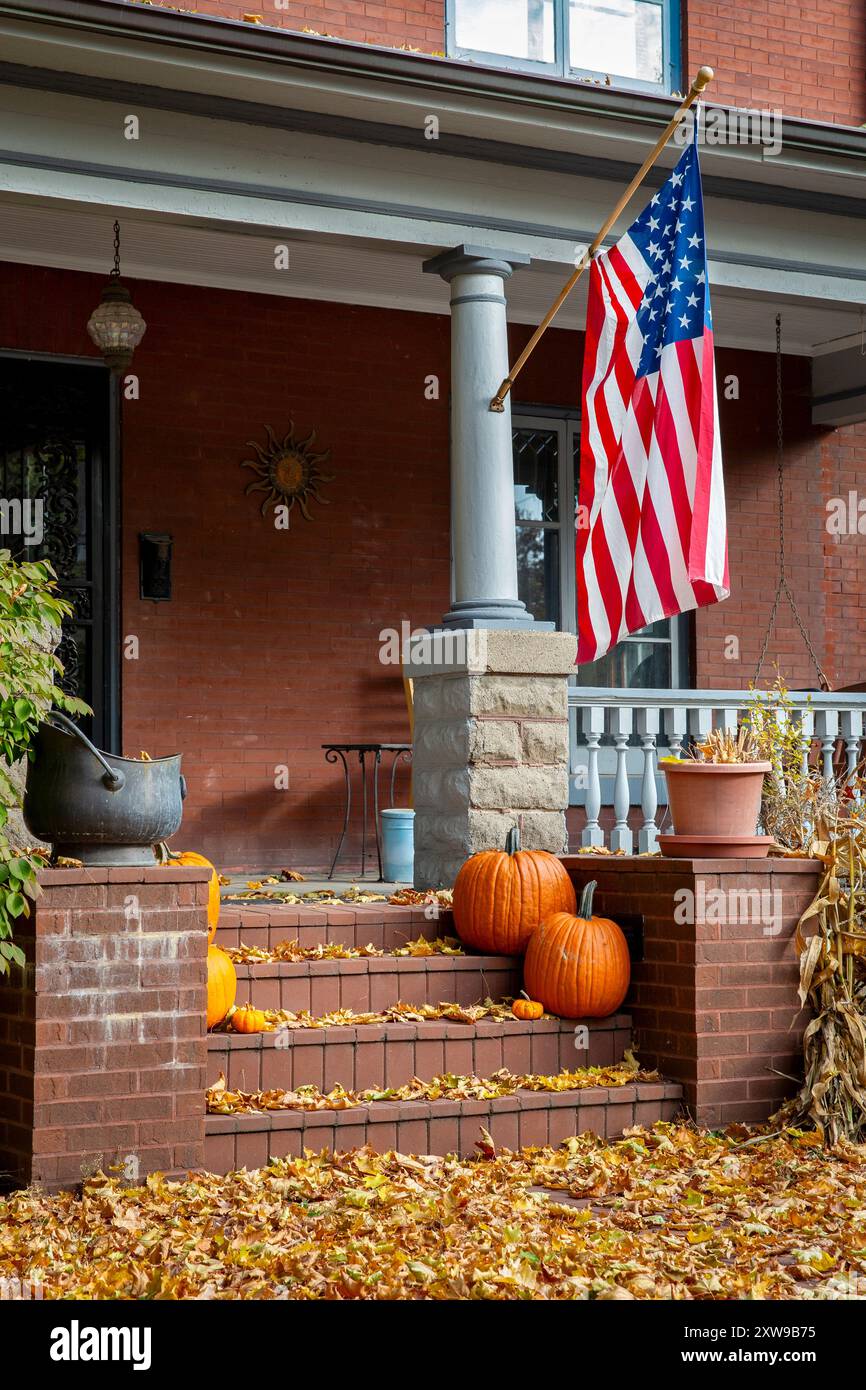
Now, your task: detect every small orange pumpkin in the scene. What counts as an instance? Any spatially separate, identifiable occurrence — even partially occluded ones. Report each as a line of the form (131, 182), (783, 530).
(207, 944), (237, 1028)
(524, 880), (630, 1019)
(452, 828), (577, 956)
(231, 1005), (271, 1034)
(171, 851), (221, 943)
(512, 994), (544, 1021)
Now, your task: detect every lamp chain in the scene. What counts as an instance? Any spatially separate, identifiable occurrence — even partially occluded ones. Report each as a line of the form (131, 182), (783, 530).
(111, 220), (121, 279)
(753, 314), (830, 691)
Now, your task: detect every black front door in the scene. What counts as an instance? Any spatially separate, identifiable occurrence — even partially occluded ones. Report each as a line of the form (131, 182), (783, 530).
(0, 355), (119, 751)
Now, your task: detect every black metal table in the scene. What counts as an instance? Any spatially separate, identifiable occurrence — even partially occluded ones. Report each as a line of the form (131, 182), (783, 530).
(322, 742), (413, 880)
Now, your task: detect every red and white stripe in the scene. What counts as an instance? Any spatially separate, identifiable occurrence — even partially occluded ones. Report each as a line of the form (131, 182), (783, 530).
(576, 234), (729, 665)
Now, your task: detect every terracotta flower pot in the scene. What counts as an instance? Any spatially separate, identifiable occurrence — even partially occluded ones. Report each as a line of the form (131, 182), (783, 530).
(660, 760), (772, 858)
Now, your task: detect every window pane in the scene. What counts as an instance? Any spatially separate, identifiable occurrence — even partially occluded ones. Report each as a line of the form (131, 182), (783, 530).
(513, 428), (559, 521)
(577, 638), (671, 689)
(569, 0), (663, 83)
(517, 528), (560, 625)
(454, 0), (555, 62)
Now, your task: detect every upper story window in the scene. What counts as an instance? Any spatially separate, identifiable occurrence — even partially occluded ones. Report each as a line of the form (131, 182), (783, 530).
(448, 0), (678, 93)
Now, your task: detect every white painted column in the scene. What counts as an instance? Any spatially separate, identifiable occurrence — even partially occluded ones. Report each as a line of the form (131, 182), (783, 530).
(424, 244), (535, 629)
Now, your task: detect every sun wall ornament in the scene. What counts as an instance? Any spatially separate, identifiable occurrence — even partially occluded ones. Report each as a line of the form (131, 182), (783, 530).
(241, 422), (334, 524)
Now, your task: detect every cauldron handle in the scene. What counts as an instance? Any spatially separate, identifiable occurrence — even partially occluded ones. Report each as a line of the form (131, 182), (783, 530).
(45, 710), (126, 792)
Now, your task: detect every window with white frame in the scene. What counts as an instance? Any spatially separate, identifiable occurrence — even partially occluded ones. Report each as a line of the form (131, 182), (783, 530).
(449, 0), (678, 93)
(511, 410), (687, 683)
(512, 409), (688, 809)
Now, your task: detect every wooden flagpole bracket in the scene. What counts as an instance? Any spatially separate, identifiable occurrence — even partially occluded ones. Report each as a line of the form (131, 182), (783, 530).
(489, 65), (715, 413)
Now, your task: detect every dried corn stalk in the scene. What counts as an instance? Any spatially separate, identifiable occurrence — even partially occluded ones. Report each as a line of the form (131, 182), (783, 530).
(772, 811), (866, 1144)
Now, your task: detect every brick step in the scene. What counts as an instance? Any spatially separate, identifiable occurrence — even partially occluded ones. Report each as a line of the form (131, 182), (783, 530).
(208, 1013), (632, 1094)
(232, 953), (522, 1015)
(204, 1078), (683, 1172)
(217, 903), (452, 953)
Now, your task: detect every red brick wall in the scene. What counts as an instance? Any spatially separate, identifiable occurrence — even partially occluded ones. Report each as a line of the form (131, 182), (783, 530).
(0, 261), (449, 871)
(686, 0), (866, 126)
(141, 0), (446, 52)
(2, 263), (865, 869)
(0, 866), (209, 1190)
(126, 0), (866, 127)
(565, 855), (820, 1124)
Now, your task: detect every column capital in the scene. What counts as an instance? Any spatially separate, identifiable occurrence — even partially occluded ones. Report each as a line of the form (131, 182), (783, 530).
(423, 243), (531, 283)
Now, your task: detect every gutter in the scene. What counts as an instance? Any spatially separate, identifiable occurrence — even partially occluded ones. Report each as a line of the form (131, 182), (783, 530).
(3, 0), (866, 165)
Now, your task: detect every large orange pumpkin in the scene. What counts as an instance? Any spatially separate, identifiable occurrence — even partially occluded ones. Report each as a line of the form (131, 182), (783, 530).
(524, 880), (630, 1019)
(207, 944), (237, 1029)
(159, 847), (220, 942)
(452, 828), (576, 955)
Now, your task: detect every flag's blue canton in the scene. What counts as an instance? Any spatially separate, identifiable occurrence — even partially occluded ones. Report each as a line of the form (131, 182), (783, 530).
(627, 142), (711, 379)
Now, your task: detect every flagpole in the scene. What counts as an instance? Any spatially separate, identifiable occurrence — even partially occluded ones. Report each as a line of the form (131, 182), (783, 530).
(488, 65), (715, 413)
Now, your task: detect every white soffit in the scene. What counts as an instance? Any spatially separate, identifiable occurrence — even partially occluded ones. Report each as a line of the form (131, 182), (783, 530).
(0, 197), (862, 357)
(1, 83), (866, 308)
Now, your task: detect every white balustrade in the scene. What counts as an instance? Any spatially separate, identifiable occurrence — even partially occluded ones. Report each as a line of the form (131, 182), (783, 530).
(569, 686), (866, 852)
(813, 709), (839, 784)
(581, 704), (605, 848)
(635, 708), (660, 853)
(841, 709), (863, 782)
(608, 706), (633, 853)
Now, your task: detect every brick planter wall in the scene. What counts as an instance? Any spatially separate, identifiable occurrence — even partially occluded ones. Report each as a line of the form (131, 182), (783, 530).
(563, 856), (822, 1126)
(0, 866), (210, 1191)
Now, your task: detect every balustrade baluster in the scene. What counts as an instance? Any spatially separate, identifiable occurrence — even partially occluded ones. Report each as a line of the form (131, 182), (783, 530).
(814, 710), (839, 785)
(665, 707), (687, 762)
(609, 707), (633, 854)
(792, 708), (813, 779)
(841, 709), (863, 785)
(635, 708), (659, 853)
(719, 707), (739, 734)
(688, 707), (713, 747)
(581, 706), (605, 849)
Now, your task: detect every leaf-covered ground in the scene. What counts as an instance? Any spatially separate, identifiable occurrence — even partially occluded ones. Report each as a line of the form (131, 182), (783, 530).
(2, 1124), (866, 1299)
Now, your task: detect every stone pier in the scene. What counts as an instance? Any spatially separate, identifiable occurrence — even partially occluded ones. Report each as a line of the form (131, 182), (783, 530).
(408, 628), (577, 888)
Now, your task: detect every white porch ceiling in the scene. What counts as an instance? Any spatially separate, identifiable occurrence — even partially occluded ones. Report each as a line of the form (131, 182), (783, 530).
(0, 195), (862, 359)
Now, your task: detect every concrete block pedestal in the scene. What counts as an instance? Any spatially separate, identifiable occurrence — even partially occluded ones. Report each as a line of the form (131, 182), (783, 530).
(408, 628), (577, 888)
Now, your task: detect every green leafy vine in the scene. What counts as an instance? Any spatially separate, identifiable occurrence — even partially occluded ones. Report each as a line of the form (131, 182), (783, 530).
(0, 550), (90, 973)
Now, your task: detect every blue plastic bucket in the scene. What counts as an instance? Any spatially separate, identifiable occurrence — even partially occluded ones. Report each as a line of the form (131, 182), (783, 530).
(381, 808), (415, 883)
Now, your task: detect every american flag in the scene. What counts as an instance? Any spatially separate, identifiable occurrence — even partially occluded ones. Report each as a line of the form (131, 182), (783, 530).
(576, 140), (729, 665)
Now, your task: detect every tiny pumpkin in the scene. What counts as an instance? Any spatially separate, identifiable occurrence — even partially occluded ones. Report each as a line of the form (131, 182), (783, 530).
(231, 1005), (271, 1034)
(524, 880), (630, 1019)
(452, 827), (577, 956)
(512, 994), (544, 1021)
(207, 944), (237, 1029)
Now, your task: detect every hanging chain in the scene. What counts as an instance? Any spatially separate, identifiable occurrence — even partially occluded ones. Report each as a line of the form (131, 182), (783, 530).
(111, 220), (121, 279)
(754, 314), (830, 691)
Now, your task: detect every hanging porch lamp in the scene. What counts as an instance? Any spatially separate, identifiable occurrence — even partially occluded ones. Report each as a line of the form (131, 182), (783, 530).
(87, 220), (146, 373)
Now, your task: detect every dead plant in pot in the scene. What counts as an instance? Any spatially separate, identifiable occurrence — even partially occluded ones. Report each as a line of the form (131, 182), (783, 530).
(744, 678), (841, 854)
(658, 726), (772, 858)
